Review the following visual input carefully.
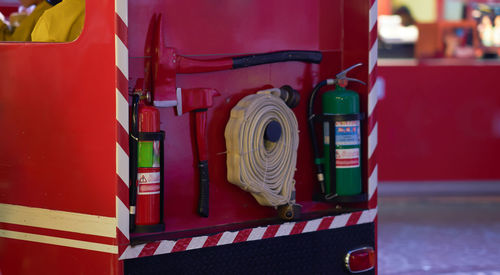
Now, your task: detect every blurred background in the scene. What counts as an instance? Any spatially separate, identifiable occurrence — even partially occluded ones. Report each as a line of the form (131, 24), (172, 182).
(377, 0), (500, 274)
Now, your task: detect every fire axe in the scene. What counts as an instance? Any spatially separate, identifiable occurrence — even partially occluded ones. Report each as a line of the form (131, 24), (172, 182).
(143, 14), (323, 217)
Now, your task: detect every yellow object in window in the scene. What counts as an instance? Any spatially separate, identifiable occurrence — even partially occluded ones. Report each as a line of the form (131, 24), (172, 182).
(31, 0), (85, 42)
(0, 1), (52, 42)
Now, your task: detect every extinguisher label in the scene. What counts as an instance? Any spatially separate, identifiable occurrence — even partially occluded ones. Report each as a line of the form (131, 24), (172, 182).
(137, 172), (161, 195)
(335, 121), (360, 146)
(336, 148), (360, 168)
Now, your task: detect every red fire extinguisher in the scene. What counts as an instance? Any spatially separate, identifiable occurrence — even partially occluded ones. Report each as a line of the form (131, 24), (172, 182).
(130, 92), (165, 233)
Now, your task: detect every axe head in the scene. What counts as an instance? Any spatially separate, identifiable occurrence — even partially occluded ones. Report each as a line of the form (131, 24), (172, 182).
(176, 88), (221, 116)
(144, 13), (179, 107)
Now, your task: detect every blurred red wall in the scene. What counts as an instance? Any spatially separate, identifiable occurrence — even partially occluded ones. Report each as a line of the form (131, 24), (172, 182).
(378, 64), (500, 181)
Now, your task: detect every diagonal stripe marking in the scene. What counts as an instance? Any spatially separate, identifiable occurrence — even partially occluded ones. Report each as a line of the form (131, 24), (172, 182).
(247, 227), (266, 241)
(290, 221), (307, 235)
(172, 238), (192, 252)
(116, 69), (129, 100)
(115, 13), (128, 47)
(115, 35), (129, 79)
(233, 229), (252, 243)
(116, 143), (129, 182)
(116, 89), (129, 134)
(368, 123), (378, 159)
(186, 236), (208, 250)
(120, 244), (145, 259)
(119, 209), (377, 259)
(369, 39), (378, 74)
(115, 0), (128, 26)
(0, 229), (118, 254)
(217, 231), (238, 246)
(0, 203), (116, 238)
(330, 214), (350, 229)
(317, 217), (334, 230)
(262, 225), (280, 239)
(369, 165), (378, 200)
(368, 80), (378, 117)
(357, 209), (378, 224)
(303, 218), (322, 233)
(116, 197), (129, 240)
(275, 222), (294, 237)
(347, 212), (362, 226)
(203, 233), (223, 247)
(116, 143), (130, 187)
(139, 242), (160, 257)
(369, 0), (378, 31)
(154, 240), (176, 255)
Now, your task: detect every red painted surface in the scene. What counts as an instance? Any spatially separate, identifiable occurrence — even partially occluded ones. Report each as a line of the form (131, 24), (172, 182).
(0, 0), (116, 216)
(180, 88), (219, 115)
(138, 103), (160, 133)
(378, 64), (500, 180)
(177, 55), (233, 74)
(128, 0), (373, 236)
(136, 167), (161, 225)
(0, 0), (118, 274)
(0, 0), (375, 273)
(136, 102), (161, 225)
(0, 6), (16, 17)
(0, 238), (120, 275)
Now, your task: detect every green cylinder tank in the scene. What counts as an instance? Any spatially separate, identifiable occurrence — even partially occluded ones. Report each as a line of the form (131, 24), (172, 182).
(321, 85), (361, 196)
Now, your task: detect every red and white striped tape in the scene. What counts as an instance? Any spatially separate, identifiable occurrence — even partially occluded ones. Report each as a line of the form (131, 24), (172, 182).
(119, 208), (377, 260)
(367, 0), (378, 210)
(115, 0), (130, 256)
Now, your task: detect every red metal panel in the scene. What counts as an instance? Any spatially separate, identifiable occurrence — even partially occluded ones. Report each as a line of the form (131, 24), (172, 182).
(378, 64), (500, 180)
(343, 0), (371, 202)
(0, 0), (116, 216)
(0, 238), (119, 275)
(0, 0), (119, 273)
(0, 0), (376, 271)
(128, 0), (371, 235)
(121, 209), (377, 259)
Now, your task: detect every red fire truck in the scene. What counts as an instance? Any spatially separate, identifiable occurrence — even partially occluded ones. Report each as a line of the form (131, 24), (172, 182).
(0, 0), (379, 274)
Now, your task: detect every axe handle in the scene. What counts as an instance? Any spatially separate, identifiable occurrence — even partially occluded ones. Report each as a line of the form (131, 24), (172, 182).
(177, 50), (322, 74)
(195, 110), (209, 217)
(198, 160), (209, 217)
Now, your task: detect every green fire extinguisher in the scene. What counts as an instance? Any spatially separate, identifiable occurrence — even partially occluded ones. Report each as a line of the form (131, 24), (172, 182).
(307, 63), (365, 199)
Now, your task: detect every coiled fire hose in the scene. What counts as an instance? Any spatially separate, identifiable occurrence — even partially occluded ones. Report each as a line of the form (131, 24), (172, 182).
(225, 89), (300, 219)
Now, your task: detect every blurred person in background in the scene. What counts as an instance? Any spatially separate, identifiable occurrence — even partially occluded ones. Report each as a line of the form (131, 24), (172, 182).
(31, 0), (84, 42)
(492, 15), (500, 47)
(378, 5), (419, 58)
(394, 6), (416, 27)
(478, 15), (494, 47)
(0, 0), (53, 41)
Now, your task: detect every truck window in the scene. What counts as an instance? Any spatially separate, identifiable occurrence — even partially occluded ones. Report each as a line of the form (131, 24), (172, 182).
(0, 0), (85, 42)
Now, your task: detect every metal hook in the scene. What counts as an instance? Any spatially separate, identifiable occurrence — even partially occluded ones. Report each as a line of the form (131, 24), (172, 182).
(345, 77), (366, 86)
(335, 63), (366, 86)
(336, 63), (363, 79)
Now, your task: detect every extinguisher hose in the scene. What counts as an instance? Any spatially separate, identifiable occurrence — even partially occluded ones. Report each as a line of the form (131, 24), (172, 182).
(232, 50), (322, 69)
(129, 95), (140, 227)
(307, 80), (330, 193)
